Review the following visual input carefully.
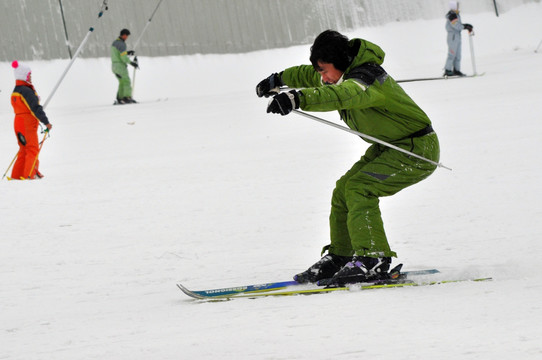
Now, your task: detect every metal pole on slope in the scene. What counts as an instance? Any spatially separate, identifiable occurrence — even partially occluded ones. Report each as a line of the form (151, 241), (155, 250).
(468, 32), (478, 76)
(535, 39), (542, 53)
(132, 0), (166, 52)
(131, 0), (166, 93)
(43, 0), (109, 109)
(292, 110), (452, 171)
(492, 0), (499, 17)
(58, 0), (73, 59)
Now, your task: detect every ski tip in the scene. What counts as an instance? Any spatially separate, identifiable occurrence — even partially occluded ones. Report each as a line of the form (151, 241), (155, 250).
(176, 283), (206, 299)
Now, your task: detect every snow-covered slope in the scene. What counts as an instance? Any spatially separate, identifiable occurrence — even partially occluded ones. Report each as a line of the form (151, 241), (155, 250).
(1, 4), (541, 359)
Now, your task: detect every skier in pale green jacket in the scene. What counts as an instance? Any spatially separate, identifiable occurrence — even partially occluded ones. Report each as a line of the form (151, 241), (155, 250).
(111, 29), (138, 104)
(256, 30), (440, 286)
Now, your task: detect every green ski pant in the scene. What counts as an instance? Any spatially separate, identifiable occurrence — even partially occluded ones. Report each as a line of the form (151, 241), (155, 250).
(112, 63), (132, 99)
(328, 133), (440, 258)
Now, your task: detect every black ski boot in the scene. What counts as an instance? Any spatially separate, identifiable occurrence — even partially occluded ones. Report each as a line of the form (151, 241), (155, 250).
(294, 253), (351, 284)
(114, 97), (125, 105)
(325, 256), (392, 286)
(121, 97), (137, 104)
(453, 69), (466, 77)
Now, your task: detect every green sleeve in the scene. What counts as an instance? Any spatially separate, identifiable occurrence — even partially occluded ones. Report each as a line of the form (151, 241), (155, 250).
(281, 65), (322, 88)
(119, 51), (131, 65)
(298, 79), (385, 112)
(111, 39), (131, 65)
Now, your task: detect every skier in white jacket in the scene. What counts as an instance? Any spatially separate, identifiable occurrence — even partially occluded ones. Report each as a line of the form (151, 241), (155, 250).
(444, 1), (473, 77)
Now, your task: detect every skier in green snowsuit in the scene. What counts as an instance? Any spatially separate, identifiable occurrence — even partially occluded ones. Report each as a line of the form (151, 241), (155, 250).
(256, 30), (440, 286)
(111, 29), (138, 104)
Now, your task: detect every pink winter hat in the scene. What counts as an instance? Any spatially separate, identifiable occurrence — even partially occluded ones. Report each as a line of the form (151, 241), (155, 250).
(12, 60), (31, 82)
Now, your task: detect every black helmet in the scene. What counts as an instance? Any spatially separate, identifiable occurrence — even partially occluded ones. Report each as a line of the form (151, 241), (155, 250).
(120, 29), (131, 36)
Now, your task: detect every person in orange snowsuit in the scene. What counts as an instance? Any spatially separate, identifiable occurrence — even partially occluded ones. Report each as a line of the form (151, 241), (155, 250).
(10, 61), (52, 180)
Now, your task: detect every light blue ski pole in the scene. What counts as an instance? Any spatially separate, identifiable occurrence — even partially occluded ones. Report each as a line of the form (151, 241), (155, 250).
(292, 110), (452, 171)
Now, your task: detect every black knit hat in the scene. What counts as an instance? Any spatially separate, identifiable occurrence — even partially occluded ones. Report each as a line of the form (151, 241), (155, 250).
(120, 29), (131, 36)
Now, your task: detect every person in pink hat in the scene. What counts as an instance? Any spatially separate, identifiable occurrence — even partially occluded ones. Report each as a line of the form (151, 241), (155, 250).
(10, 60), (52, 180)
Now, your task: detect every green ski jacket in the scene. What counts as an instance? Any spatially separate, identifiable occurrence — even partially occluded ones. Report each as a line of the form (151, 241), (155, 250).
(281, 38), (432, 144)
(111, 37), (131, 67)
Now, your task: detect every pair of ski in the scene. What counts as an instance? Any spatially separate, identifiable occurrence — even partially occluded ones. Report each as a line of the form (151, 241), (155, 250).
(177, 267), (491, 300)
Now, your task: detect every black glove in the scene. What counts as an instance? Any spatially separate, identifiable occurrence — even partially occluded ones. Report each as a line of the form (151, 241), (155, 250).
(130, 56), (139, 69)
(463, 23), (473, 32)
(266, 90), (300, 116)
(256, 73), (282, 98)
(127, 50), (135, 55)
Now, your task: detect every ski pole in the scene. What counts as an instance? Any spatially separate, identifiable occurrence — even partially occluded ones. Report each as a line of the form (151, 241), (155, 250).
(4, 127), (49, 180)
(3, 123), (48, 180)
(43, 0), (109, 109)
(535, 39), (542, 53)
(132, 57), (138, 93)
(131, 0), (166, 92)
(292, 109), (452, 171)
(2, 152), (19, 180)
(26, 130), (50, 179)
(468, 32), (477, 76)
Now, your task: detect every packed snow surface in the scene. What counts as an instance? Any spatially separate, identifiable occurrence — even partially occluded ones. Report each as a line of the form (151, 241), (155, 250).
(1, 4), (542, 359)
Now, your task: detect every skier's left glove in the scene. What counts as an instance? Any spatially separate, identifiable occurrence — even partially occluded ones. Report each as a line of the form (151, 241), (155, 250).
(130, 61), (139, 69)
(266, 90), (300, 116)
(463, 23), (474, 33)
(127, 50), (135, 55)
(256, 73), (282, 98)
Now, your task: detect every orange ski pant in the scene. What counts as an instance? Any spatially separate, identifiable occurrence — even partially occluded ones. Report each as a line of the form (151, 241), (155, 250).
(12, 114), (40, 179)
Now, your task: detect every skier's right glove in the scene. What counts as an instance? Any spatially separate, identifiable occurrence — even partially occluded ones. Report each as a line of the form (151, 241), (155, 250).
(256, 73), (282, 98)
(127, 50), (135, 55)
(463, 23), (474, 33)
(130, 60), (139, 69)
(266, 90), (300, 116)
